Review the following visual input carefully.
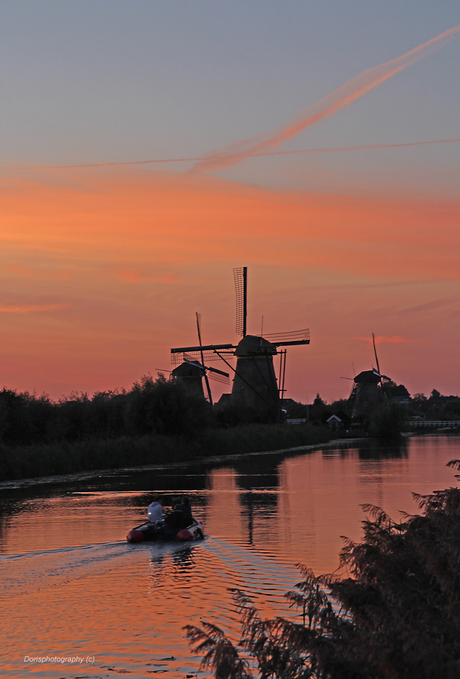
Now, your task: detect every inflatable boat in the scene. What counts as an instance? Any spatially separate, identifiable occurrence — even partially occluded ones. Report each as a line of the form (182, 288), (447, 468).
(126, 517), (204, 544)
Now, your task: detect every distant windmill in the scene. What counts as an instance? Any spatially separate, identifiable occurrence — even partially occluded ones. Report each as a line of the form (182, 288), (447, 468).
(171, 267), (310, 420)
(347, 334), (390, 419)
(171, 313), (229, 405)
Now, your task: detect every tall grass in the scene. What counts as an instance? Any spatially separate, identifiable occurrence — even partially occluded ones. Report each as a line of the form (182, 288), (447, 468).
(0, 424), (334, 483)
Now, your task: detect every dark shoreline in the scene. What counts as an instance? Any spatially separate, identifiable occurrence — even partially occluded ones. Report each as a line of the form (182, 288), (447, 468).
(0, 437), (363, 490)
(0, 423), (338, 488)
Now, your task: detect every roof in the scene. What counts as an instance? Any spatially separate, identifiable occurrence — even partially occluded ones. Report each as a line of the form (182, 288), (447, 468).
(354, 369), (390, 384)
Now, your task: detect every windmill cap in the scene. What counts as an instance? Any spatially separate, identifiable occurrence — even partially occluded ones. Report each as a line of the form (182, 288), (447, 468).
(354, 369), (390, 384)
(235, 335), (276, 356)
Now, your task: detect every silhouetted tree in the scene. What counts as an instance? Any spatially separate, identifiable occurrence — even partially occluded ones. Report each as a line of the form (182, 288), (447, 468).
(124, 374), (212, 438)
(368, 402), (407, 440)
(0, 388), (53, 445)
(384, 381), (411, 402)
(309, 394), (328, 424)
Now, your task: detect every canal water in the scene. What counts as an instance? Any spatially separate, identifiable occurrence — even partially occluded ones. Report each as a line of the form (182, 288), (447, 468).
(1, 434), (459, 678)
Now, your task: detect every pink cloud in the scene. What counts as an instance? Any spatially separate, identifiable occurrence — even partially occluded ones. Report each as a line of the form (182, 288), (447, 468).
(0, 303), (70, 314)
(353, 335), (426, 345)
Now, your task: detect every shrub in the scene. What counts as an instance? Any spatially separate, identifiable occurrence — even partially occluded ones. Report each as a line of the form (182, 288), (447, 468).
(186, 460), (460, 679)
(124, 374), (212, 437)
(368, 402), (407, 440)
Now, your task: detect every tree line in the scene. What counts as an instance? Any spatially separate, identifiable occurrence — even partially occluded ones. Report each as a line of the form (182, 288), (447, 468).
(1, 375), (457, 448)
(0, 376), (337, 482)
(0, 375), (212, 447)
(0, 374), (304, 448)
(285, 384), (460, 426)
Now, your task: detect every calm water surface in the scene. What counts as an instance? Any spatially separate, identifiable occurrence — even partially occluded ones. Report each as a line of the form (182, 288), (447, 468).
(1, 434), (459, 678)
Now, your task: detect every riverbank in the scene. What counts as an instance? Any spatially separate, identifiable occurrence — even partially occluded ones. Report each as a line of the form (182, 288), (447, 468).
(0, 423), (336, 486)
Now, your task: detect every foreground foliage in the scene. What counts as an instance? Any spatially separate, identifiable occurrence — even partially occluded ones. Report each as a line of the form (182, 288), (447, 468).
(186, 460), (460, 679)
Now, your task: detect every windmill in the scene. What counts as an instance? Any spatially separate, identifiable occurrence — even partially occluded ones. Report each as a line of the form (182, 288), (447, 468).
(171, 267), (310, 420)
(171, 313), (229, 405)
(347, 334), (391, 420)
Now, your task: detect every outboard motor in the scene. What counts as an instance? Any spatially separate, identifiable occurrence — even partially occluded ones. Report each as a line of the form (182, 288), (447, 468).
(147, 501), (163, 522)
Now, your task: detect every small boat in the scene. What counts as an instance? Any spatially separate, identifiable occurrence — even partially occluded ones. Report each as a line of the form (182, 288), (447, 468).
(126, 517), (204, 544)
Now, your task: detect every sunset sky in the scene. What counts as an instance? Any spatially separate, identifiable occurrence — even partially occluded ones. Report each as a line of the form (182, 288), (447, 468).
(1, 1), (459, 403)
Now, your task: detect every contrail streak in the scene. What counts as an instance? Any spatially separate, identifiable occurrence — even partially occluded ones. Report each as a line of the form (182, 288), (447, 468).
(2, 139), (459, 172)
(263, 138), (460, 158)
(191, 24), (460, 173)
(0, 157), (203, 171)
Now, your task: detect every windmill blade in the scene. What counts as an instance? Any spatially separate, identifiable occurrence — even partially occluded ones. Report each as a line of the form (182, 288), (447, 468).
(183, 357), (229, 385)
(184, 357), (229, 378)
(196, 312), (213, 406)
(171, 345), (235, 365)
(372, 333), (389, 407)
(372, 333), (381, 376)
(263, 328), (310, 346)
(183, 358), (206, 372)
(233, 266), (247, 336)
(196, 312), (204, 348)
(208, 371), (230, 385)
(172, 343), (235, 354)
(206, 364), (229, 378)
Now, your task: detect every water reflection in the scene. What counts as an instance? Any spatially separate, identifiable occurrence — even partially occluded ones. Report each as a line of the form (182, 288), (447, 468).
(354, 438), (408, 459)
(1, 436), (459, 677)
(0, 436), (457, 564)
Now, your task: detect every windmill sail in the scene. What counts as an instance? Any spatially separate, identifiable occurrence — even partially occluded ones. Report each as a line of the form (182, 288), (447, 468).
(262, 329), (310, 346)
(171, 267), (310, 422)
(372, 332), (389, 407)
(196, 312), (213, 405)
(233, 266), (247, 337)
(171, 344), (234, 365)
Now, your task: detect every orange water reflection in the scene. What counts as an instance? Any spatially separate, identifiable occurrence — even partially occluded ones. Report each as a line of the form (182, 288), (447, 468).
(1, 436), (459, 677)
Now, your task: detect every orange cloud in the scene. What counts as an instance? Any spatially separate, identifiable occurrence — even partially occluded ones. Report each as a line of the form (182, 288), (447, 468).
(0, 303), (70, 314)
(112, 268), (179, 284)
(0, 169), (459, 400)
(1, 171), (458, 280)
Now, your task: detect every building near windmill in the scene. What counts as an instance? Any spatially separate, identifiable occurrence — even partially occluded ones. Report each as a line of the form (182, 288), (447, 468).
(171, 267), (310, 421)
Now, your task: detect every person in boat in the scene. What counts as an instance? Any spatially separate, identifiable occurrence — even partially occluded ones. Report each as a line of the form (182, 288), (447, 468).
(163, 496), (193, 536)
(179, 496), (193, 525)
